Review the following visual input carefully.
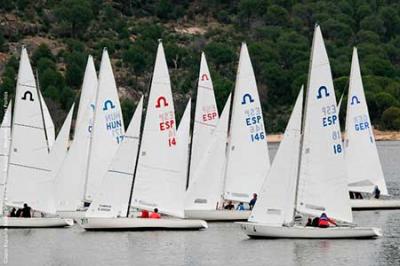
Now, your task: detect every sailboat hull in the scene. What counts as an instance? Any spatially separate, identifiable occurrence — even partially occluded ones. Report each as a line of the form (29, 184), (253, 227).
(238, 222), (381, 239)
(56, 210), (87, 219)
(351, 199), (400, 210)
(77, 217), (208, 230)
(0, 217), (74, 228)
(185, 210), (250, 221)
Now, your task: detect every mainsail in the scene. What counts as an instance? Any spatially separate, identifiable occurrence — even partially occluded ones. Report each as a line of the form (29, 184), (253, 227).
(224, 43), (270, 203)
(296, 26), (352, 223)
(189, 53), (219, 183)
(131, 42), (183, 217)
(345, 48), (388, 195)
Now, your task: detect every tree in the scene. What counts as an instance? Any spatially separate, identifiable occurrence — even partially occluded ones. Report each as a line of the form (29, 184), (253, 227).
(55, 0), (93, 37)
(381, 106), (400, 130)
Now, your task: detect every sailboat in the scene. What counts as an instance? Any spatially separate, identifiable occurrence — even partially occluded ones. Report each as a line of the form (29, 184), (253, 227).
(79, 42), (206, 230)
(185, 43), (268, 220)
(345, 48), (400, 210)
(188, 52), (219, 186)
(238, 26), (381, 239)
(0, 47), (72, 227)
(55, 55), (97, 218)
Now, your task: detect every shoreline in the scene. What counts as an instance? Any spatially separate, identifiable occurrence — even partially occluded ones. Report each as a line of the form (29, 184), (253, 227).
(266, 129), (400, 143)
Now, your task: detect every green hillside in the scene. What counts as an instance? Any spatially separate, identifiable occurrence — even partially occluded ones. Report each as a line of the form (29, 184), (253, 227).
(1, 0), (400, 132)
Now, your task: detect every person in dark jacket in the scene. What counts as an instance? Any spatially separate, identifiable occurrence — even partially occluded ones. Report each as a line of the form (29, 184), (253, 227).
(249, 193), (257, 210)
(21, 203), (32, 218)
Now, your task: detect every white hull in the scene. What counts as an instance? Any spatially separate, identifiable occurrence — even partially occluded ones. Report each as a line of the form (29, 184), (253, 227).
(77, 217), (208, 230)
(238, 222), (381, 239)
(351, 199), (400, 210)
(0, 217), (74, 228)
(185, 210), (250, 221)
(56, 210), (87, 219)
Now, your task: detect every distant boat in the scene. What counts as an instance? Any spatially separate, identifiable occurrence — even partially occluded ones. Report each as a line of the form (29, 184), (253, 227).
(345, 48), (400, 210)
(1, 47), (72, 228)
(55, 55), (98, 217)
(238, 26), (381, 239)
(78, 42), (206, 230)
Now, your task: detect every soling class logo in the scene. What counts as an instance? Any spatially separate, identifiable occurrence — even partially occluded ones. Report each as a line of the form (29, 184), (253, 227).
(103, 100), (115, 111)
(155, 96), (169, 108)
(21, 91), (34, 101)
(351, 96), (360, 105)
(201, 73), (209, 81)
(241, 93), (254, 105)
(316, 86), (330, 99)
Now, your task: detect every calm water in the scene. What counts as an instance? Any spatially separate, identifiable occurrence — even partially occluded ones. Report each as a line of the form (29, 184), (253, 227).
(1, 141), (399, 266)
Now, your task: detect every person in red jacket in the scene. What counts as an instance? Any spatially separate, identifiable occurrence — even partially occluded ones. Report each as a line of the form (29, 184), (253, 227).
(150, 208), (161, 219)
(140, 210), (149, 218)
(318, 213), (336, 228)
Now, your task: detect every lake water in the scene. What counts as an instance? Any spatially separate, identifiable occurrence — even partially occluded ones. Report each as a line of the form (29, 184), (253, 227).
(1, 141), (399, 266)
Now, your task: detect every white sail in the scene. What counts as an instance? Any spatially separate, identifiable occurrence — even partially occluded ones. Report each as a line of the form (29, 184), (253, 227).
(185, 94), (231, 210)
(84, 49), (125, 202)
(86, 96), (143, 218)
(49, 104), (74, 177)
(296, 26), (352, 223)
(55, 56), (97, 211)
(249, 88), (303, 225)
(174, 99), (192, 213)
(189, 53), (219, 183)
(224, 43), (270, 203)
(0, 102), (12, 213)
(345, 48), (388, 195)
(7, 47), (54, 213)
(132, 42), (183, 217)
(40, 92), (55, 150)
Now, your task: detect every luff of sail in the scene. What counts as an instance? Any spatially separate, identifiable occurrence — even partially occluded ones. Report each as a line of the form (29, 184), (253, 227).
(131, 42), (183, 218)
(87, 96), (143, 218)
(296, 26), (352, 223)
(249, 88), (303, 226)
(40, 90), (55, 150)
(345, 48), (388, 195)
(185, 94), (231, 210)
(0, 102), (12, 213)
(224, 43), (270, 203)
(189, 53), (219, 184)
(84, 49), (125, 202)
(7, 47), (54, 213)
(55, 56), (97, 211)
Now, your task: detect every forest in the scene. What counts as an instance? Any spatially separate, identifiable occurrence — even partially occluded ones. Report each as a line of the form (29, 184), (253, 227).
(1, 0), (400, 132)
